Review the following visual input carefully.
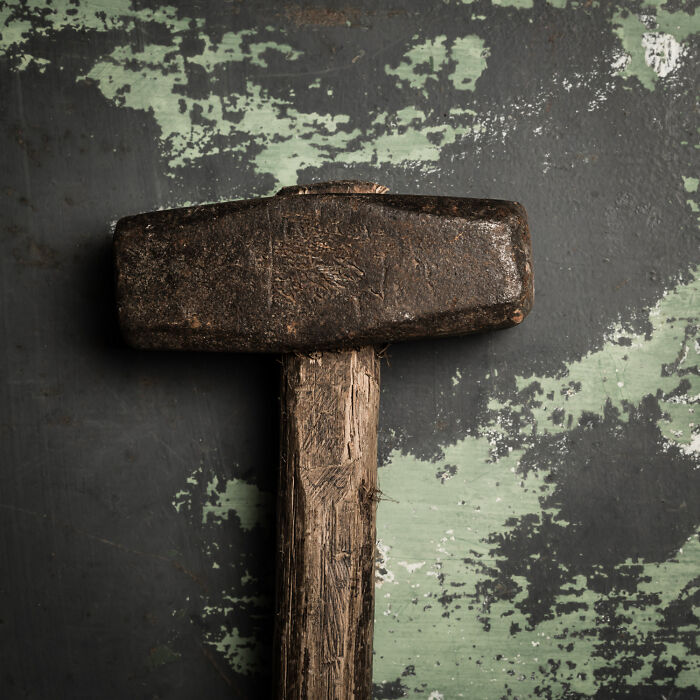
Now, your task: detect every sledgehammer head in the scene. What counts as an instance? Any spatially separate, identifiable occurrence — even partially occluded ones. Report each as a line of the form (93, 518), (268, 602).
(113, 184), (533, 352)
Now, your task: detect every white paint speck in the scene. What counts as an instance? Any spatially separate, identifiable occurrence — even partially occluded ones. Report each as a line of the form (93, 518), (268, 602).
(681, 433), (700, 456)
(398, 560), (426, 574)
(611, 49), (630, 73)
(642, 32), (684, 78)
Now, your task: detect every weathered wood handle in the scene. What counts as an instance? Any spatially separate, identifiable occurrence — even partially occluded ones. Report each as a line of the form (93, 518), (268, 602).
(274, 347), (380, 699)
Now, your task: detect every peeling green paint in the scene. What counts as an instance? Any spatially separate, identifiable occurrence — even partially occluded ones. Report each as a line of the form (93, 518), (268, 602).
(374, 267), (699, 697)
(209, 625), (259, 676)
(460, 0), (539, 6)
(80, 34), (303, 171)
(385, 34), (488, 95)
(0, 0), (201, 68)
(448, 36), (489, 92)
(385, 36), (449, 91)
(1, 0), (698, 193)
(612, 4), (700, 90)
(171, 466), (273, 674)
(492, 0), (534, 8)
(203, 475), (271, 531)
(170, 228), (700, 698)
(684, 176), (699, 193)
(375, 438), (590, 697)
(487, 267), (699, 448)
(78, 26), (487, 187)
(685, 175), (700, 224)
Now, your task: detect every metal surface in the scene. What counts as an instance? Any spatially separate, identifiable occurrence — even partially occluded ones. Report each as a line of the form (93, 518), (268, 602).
(114, 191), (532, 352)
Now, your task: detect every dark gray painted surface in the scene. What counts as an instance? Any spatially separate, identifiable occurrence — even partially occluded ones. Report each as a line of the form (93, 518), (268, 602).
(1, 1), (698, 698)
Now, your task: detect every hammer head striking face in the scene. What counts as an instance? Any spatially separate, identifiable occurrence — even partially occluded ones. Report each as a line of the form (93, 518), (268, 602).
(114, 190), (533, 352)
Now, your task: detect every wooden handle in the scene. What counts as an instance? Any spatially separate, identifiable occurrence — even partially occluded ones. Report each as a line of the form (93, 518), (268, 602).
(274, 347), (380, 699)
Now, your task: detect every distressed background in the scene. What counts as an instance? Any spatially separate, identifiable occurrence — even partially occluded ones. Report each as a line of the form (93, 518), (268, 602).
(1, 0), (698, 698)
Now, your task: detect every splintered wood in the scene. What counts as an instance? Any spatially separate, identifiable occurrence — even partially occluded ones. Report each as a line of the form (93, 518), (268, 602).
(275, 348), (380, 699)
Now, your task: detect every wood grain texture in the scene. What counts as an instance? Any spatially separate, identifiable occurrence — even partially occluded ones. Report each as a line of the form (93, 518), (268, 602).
(274, 348), (380, 699)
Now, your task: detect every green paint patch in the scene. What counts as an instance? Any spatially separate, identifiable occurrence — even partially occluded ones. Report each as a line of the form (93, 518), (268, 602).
(80, 33), (302, 171)
(375, 439), (549, 697)
(685, 175), (700, 224)
(0, 4), (536, 189)
(683, 176), (699, 193)
(385, 33), (488, 95)
(79, 30), (487, 188)
(2, 0), (698, 192)
(209, 625), (259, 676)
(492, 0), (534, 7)
(448, 36), (490, 91)
(686, 175), (700, 224)
(612, 4), (699, 89)
(171, 467), (273, 676)
(385, 35), (449, 90)
(375, 438), (611, 697)
(203, 475), (271, 531)
(0, 0), (200, 69)
(488, 267), (700, 448)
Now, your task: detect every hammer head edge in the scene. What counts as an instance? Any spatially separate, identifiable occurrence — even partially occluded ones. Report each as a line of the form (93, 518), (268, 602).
(114, 193), (533, 353)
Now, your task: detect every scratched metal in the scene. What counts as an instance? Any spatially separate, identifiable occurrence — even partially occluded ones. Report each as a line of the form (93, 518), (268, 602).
(0, 1), (698, 698)
(114, 192), (532, 352)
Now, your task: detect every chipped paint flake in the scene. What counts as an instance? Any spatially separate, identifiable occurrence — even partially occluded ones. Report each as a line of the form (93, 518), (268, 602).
(203, 475), (271, 531)
(492, 0), (534, 8)
(448, 36), (489, 92)
(385, 35), (449, 91)
(683, 176), (699, 193)
(386, 34), (488, 95)
(641, 31), (684, 79)
(209, 625), (260, 675)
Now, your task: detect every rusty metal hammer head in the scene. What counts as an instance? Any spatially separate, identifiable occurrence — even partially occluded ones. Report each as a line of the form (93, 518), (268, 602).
(113, 182), (533, 352)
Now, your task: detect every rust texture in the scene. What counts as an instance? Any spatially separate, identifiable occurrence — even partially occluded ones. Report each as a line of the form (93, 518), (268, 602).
(274, 347), (380, 700)
(113, 190), (533, 353)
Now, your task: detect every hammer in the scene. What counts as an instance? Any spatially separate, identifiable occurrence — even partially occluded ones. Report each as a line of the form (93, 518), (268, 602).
(113, 180), (533, 699)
